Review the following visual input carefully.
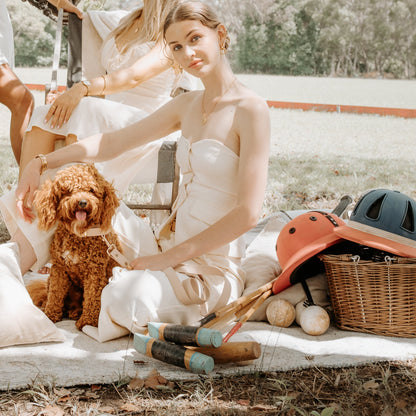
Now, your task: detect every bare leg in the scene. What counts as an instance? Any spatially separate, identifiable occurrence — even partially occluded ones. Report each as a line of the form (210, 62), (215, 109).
(0, 63), (34, 164)
(66, 133), (77, 146)
(9, 228), (37, 275)
(19, 126), (65, 178)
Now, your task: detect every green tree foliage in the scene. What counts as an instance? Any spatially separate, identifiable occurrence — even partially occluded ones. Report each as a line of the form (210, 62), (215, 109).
(289, 8), (321, 75)
(6, 0), (130, 67)
(305, 0), (416, 77)
(7, 0), (68, 67)
(231, 0), (415, 77)
(235, 2), (320, 75)
(6, 0), (416, 78)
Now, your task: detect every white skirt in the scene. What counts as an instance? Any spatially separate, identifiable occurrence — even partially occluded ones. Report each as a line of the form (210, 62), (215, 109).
(88, 206), (242, 343)
(27, 97), (148, 141)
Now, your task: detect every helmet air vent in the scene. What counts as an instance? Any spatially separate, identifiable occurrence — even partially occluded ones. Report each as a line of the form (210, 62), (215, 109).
(402, 201), (415, 232)
(366, 194), (386, 220)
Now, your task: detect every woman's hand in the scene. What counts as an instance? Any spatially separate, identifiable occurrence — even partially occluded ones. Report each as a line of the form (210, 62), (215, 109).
(15, 158), (42, 223)
(47, 0), (83, 19)
(44, 83), (87, 129)
(130, 252), (177, 271)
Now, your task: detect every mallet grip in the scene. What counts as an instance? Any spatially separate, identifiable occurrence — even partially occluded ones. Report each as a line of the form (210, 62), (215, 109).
(190, 341), (261, 363)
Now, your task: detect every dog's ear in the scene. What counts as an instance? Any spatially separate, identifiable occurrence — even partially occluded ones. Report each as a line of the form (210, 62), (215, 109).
(100, 179), (120, 231)
(33, 178), (59, 231)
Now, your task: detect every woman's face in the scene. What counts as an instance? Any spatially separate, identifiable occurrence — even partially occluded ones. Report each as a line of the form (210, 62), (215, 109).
(165, 20), (222, 77)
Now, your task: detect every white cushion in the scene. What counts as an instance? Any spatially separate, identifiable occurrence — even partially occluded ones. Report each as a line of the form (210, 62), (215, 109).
(241, 214), (329, 321)
(242, 214), (288, 295)
(0, 243), (64, 348)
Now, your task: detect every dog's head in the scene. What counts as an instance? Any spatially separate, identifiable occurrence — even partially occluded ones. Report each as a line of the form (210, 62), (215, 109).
(34, 164), (120, 236)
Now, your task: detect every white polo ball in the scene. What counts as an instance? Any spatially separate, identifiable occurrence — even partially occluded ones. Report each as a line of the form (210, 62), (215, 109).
(298, 304), (330, 336)
(295, 301), (308, 325)
(266, 299), (296, 328)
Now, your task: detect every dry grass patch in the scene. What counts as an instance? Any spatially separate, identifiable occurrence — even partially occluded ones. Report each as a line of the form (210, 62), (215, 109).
(1, 363), (416, 415)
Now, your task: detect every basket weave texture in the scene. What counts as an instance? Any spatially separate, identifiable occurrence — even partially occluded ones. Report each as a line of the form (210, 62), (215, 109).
(320, 254), (416, 338)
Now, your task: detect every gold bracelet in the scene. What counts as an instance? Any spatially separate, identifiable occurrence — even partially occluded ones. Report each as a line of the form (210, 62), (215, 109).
(80, 80), (91, 96)
(35, 154), (48, 175)
(100, 75), (107, 95)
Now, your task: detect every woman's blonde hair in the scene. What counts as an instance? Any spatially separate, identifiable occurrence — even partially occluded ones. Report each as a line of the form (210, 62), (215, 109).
(110, 0), (182, 53)
(163, 1), (230, 51)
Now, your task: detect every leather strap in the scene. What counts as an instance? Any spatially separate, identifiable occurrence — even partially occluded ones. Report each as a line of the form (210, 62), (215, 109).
(76, 226), (131, 269)
(164, 262), (232, 316)
(101, 235), (131, 269)
(79, 226), (109, 237)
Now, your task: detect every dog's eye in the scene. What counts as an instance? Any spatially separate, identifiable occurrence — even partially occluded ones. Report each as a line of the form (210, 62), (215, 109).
(89, 188), (95, 194)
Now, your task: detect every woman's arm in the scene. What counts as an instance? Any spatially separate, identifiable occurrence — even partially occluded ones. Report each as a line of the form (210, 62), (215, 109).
(16, 94), (185, 220)
(45, 41), (172, 128)
(47, 0), (83, 19)
(91, 42), (172, 95)
(130, 96), (271, 271)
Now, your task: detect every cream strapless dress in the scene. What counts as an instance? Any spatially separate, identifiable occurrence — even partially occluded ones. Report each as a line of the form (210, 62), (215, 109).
(82, 136), (246, 342)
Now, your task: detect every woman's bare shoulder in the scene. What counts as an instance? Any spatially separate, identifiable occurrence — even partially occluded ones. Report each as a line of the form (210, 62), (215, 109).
(236, 85), (269, 118)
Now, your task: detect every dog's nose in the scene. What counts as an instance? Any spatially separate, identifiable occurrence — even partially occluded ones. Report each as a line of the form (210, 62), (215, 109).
(78, 199), (88, 209)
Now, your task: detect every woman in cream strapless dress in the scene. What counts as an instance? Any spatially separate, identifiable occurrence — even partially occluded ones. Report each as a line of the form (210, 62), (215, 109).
(83, 136), (247, 341)
(13, 1), (271, 342)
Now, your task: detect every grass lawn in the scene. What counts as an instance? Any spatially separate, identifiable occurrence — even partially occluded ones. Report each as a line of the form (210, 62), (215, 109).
(264, 108), (416, 215)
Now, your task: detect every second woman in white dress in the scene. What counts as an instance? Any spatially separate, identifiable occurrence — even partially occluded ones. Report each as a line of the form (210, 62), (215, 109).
(20, 0), (194, 193)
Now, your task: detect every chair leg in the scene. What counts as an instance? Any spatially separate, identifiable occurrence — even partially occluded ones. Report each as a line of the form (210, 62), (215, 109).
(170, 161), (180, 211)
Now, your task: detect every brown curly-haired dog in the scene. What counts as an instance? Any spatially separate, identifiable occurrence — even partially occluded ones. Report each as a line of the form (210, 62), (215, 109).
(30, 163), (122, 330)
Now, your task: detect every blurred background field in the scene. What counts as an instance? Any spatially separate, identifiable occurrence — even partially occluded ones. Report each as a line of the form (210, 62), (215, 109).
(12, 67), (416, 108)
(1, 71), (415, 218)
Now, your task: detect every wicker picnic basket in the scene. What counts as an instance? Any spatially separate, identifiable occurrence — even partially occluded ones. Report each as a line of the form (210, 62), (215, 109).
(319, 253), (416, 338)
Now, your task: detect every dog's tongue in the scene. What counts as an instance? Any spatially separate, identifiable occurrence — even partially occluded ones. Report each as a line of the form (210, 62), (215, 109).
(75, 210), (87, 221)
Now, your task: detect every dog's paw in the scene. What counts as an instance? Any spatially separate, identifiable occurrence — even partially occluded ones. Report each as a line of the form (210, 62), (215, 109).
(67, 308), (82, 321)
(76, 314), (98, 330)
(44, 307), (63, 323)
